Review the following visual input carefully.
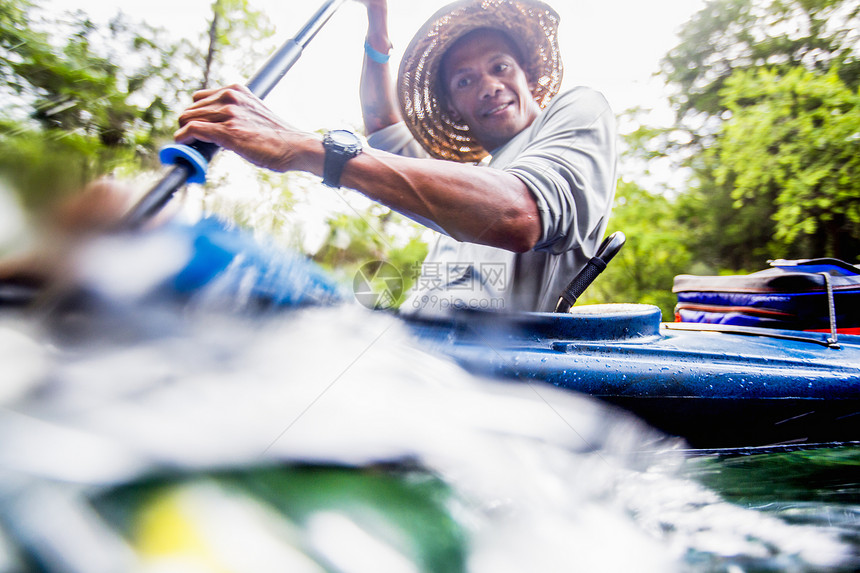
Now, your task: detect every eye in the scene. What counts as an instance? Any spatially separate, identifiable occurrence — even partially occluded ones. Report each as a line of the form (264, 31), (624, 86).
(454, 76), (471, 89)
(495, 62), (509, 73)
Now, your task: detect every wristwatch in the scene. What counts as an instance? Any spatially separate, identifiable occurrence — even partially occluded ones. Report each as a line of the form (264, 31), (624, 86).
(322, 129), (363, 188)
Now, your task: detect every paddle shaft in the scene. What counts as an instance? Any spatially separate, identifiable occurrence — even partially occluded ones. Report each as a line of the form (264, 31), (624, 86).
(122, 0), (348, 230)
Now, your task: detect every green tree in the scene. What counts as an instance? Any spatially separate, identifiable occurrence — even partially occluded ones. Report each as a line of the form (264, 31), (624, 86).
(580, 179), (693, 319)
(0, 0), (199, 209)
(0, 0), (277, 215)
(662, 0), (859, 123)
(673, 150), (781, 270)
(630, 0), (860, 268)
(710, 67), (860, 259)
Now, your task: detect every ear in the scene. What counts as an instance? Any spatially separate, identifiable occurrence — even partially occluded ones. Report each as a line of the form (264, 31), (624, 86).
(438, 90), (463, 122)
(446, 104), (463, 123)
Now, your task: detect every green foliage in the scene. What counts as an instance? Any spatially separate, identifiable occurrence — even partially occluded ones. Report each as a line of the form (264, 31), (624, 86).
(712, 67), (860, 259)
(0, 0), (278, 212)
(627, 0), (860, 271)
(0, 1), (199, 209)
(674, 155), (784, 269)
(211, 0), (275, 66)
(668, 65), (860, 268)
(312, 205), (429, 309)
(0, 126), (134, 208)
(580, 180), (693, 319)
(661, 0), (859, 121)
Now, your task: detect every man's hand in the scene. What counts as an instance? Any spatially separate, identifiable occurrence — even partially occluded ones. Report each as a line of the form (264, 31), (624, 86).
(174, 84), (317, 173)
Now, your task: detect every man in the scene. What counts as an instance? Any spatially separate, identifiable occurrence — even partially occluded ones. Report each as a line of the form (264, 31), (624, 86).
(175, 0), (617, 315)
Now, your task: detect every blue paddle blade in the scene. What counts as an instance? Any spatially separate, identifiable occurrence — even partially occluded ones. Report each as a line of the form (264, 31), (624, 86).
(170, 217), (346, 308)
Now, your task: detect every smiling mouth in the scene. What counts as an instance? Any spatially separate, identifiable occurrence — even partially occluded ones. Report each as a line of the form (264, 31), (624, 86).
(483, 102), (513, 117)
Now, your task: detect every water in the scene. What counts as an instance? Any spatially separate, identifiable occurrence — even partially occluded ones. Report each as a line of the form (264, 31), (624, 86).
(0, 205), (857, 571)
(680, 446), (860, 571)
(1, 299), (858, 572)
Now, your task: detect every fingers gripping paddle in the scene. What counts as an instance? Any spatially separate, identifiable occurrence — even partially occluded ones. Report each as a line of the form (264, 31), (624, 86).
(122, 0), (348, 230)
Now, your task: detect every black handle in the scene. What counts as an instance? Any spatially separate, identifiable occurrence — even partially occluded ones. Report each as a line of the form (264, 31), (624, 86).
(554, 231), (626, 313)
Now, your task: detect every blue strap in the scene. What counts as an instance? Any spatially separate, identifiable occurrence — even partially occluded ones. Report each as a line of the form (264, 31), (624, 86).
(364, 39), (391, 64)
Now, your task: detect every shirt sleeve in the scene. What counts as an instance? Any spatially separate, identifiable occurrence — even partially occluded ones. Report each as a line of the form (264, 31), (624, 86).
(504, 88), (617, 255)
(366, 122), (430, 159)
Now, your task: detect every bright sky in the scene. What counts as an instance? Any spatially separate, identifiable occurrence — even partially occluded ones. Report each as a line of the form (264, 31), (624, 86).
(43, 0), (705, 134)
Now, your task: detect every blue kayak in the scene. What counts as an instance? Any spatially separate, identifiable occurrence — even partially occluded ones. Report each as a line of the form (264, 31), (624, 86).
(404, 304), (860, 449)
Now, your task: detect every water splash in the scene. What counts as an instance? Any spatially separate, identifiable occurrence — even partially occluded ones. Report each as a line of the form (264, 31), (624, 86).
(0, 302), (855, 572)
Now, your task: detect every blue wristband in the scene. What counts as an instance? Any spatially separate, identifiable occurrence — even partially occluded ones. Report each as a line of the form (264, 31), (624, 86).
(364, 39), (391, 64)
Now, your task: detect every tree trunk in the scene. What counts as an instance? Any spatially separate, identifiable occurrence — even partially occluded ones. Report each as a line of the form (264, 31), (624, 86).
(201, 2), (221, 90)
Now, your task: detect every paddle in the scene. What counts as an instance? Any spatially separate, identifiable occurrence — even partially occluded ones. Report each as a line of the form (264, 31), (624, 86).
(122, 0), (348, 230)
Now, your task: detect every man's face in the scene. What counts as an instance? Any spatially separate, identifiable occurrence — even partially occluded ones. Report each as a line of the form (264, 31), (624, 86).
(442, 29), (541, 152)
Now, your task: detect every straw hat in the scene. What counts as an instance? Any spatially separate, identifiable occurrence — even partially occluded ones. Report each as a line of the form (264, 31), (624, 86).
(398, 0), (563, 163)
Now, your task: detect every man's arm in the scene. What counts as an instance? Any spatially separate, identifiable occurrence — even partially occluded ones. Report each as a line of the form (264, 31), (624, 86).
(174, 85), (541, 253)
(358, 0), (401, 135)
(338, 147), (541, 252)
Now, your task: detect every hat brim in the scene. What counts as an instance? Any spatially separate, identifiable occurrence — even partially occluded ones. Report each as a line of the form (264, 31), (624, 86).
(398, 0), (563, 163)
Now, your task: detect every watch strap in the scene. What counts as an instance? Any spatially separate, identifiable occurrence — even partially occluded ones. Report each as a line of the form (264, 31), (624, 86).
(322, 131), (362, 189)
(322, 148), (351, 189)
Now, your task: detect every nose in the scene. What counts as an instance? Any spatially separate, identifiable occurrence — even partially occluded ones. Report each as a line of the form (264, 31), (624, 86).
(478, 73), (504, 99)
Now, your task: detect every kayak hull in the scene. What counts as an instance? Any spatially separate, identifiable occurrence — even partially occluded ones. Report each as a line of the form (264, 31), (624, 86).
(406, 304), (860, 448)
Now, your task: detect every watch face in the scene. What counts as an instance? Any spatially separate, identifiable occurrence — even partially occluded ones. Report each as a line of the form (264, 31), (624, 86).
(329, 130), (360, 148)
